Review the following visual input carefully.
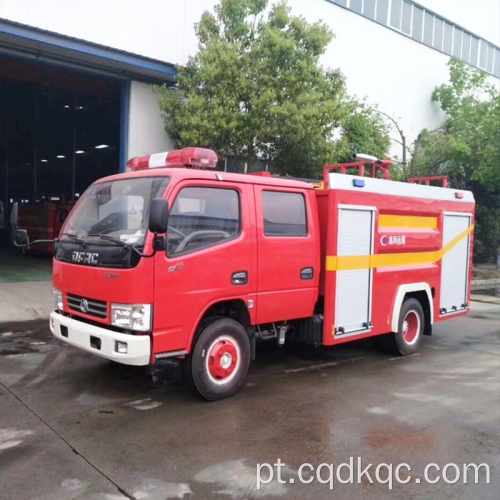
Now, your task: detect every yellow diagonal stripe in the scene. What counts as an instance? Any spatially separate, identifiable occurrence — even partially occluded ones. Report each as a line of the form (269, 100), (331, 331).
(326, 225), (473, 272)
(379, 214), (438, 229)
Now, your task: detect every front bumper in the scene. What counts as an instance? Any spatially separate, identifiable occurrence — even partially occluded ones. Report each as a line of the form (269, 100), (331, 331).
(50, 311), (151, 366)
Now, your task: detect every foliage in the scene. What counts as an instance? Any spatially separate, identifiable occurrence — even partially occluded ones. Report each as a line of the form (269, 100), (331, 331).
(473, 188), (500, 264)
(411, 59), (500, 190)
(410, 59), (500, 263)
(337, 100), (392, 165)
(155, 0), (390, 177)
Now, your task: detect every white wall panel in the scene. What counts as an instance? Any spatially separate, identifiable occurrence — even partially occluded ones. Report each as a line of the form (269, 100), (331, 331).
(127, 81), (174, 160)
(291, 0), (449, 151)
(0, 0), (207, 64)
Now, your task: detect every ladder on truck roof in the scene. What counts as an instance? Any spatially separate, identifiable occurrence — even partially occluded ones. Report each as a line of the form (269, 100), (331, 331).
(248, 156), (450, 191)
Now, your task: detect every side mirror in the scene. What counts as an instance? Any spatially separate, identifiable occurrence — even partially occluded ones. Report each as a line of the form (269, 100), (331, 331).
(10, 202), (19, 229)
(13, 229), (29, 247)
(148, 198), (169, 234)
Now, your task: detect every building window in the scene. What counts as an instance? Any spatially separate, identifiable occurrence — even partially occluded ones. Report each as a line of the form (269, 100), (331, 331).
(443, 22), (453, 55)
(423, 12), (434, 46)
(390, 0), (402, 30)
(376, 0), (389, 24)
(262, 191), (307, 237)
(412, 6), (423, 42)
(337, 0), (499, 77)
(433, 17), (444, 51)
(363, 0), (376, 20)
(479, 39), (488, 69)
(452, 28), (463, 58)
(350, 0), (362, 14)
(487, 44), (495, 73)
(470, 37), (479, 65)
(461, 32), (471, 63)
(168, 187), (240, 256)
(402, 1), (412, 35)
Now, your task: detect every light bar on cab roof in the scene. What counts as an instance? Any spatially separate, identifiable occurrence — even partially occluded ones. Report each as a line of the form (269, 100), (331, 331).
(126, 147), (218, 172)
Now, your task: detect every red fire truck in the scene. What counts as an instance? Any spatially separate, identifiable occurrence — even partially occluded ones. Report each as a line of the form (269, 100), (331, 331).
(12, 148), (475, 400)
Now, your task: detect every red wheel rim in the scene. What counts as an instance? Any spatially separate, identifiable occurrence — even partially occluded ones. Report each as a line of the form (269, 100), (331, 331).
(207, 336), (239, 383)
(403, 311), (420, 344)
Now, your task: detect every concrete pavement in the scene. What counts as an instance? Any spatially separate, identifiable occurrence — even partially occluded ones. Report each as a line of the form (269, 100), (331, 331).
(0, 302), (499, 500)
(0, 281), (53, 323)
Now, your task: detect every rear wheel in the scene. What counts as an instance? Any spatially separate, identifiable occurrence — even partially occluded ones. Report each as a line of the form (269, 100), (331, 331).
(372, 298), (424, 355)
(186, 317), (251, 401)
(394, 298), (424, 356)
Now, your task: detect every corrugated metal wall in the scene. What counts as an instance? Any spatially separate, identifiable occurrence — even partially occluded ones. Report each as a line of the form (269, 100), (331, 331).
(1, 0), (498, 153)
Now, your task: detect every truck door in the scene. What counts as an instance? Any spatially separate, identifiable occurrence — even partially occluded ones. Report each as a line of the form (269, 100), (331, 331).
(334, 206), (375, 335)
(254, 186), (318, 324)
(152, 181), (256, 354)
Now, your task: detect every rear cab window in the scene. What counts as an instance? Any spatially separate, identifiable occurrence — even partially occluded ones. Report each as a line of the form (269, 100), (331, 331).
(262, 191), (308, 236)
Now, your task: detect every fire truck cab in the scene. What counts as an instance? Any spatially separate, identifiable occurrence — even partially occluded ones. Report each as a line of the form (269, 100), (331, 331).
(43, 148), (474, 400)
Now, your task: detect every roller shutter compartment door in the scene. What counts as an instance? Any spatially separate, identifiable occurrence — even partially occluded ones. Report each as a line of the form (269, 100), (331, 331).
(440, 214), (472, 314)
(335, 207), (374, 334)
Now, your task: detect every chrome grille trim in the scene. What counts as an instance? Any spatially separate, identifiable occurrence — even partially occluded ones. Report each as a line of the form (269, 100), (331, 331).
(67, 294), (107, 318)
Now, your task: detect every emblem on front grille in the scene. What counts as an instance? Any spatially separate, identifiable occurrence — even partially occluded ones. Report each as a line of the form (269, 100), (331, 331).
(80, 298), (89, 313)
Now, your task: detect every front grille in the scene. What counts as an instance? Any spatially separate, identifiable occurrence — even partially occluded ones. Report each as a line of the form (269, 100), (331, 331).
(67, 294), (107, 319)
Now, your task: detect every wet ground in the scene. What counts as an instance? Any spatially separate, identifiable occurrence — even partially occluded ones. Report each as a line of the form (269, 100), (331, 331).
(1, 302), (499, 500)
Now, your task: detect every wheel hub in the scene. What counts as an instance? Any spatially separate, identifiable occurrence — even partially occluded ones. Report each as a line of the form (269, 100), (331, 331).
(220, 352), (232, 369)
(208, 339), (238, 380)
(403, 311), (419, 344)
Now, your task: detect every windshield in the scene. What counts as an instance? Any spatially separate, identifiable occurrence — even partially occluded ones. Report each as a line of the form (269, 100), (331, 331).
(62, 176), (170, 245)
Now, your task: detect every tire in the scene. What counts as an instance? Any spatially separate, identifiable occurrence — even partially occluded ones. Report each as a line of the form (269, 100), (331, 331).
(186, 317), (251, 401)
(394, 298), (424, 356)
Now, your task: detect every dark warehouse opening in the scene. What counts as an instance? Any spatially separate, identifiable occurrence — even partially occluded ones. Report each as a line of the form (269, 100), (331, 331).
(0, 54), (121, 278)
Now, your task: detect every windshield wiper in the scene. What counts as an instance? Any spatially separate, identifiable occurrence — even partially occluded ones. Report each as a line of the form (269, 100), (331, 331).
(88, 233), (155, 258)
(60, 233), (86, 245)
(89, 234), (126, 247)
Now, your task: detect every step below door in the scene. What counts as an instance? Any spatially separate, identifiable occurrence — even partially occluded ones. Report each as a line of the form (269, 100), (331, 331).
(335, 206), (375, 335)
(440, 213), (472, 315)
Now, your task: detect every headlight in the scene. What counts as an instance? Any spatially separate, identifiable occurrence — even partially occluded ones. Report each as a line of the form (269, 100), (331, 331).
(53, 289), (63, 311)
(111, 304), (152, 332)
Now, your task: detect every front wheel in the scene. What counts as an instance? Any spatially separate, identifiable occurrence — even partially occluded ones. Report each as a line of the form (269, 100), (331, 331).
(186, 318), (251, 401)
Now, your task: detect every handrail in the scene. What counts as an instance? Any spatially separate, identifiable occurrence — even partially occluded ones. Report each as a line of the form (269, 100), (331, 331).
(409, 176), (448, 188)
(322, 159), (393, 189)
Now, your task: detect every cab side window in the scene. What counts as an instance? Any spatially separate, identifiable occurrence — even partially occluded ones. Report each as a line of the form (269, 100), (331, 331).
(262, 191), (307, 236)
(167, 187), (240, 256)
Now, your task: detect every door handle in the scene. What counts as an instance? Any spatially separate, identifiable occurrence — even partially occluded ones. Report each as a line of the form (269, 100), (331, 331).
(300, 267), (314, 280)
(232, 271), (248, 285)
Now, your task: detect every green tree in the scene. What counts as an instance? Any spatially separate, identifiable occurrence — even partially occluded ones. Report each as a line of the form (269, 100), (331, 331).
(156, 0), (390, 177)
(410, 59), (500, 263)
(337, 100), (392, 164)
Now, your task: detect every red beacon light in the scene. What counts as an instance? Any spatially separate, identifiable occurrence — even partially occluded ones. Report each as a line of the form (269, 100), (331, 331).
(126, 147), (218, 172)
